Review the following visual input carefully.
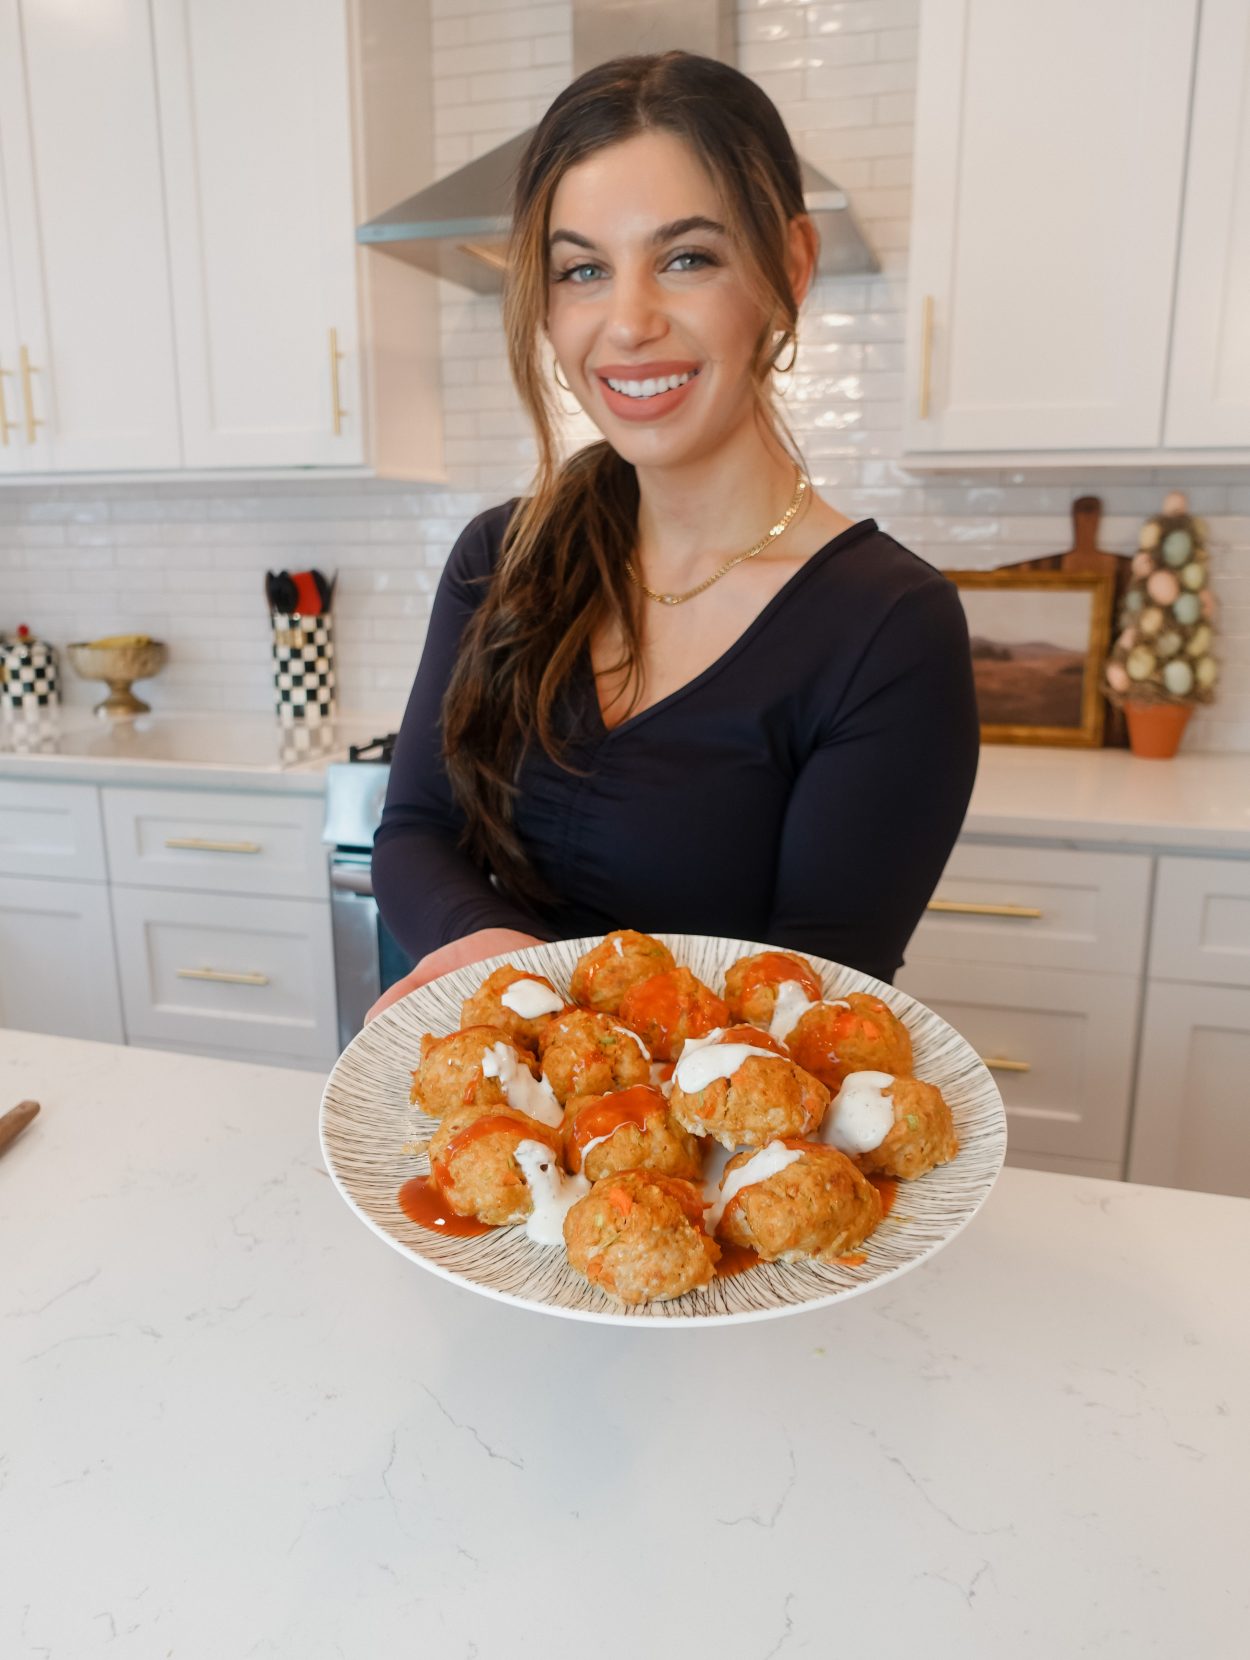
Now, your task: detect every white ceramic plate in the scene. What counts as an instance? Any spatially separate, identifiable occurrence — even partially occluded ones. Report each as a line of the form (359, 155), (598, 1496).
(319, 933), (1007, 1327)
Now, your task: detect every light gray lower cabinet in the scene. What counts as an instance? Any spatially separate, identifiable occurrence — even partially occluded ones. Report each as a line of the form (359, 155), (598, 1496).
(0, 775), (336, 1070)
(897, 840), (1152, 1181)
(0, 871), (124, 1043)
(109, 885), (337, 1069)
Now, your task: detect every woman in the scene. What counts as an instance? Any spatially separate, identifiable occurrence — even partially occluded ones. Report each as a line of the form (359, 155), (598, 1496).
(367, 52), (978, 1022)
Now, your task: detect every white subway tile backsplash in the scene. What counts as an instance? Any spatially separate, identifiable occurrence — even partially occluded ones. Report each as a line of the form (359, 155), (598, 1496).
(1, 0), (1246, 752)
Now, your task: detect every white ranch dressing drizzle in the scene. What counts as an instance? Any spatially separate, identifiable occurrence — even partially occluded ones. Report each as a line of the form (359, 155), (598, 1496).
(823, 1070), (896, 1155)
(767, 979), (817, 1042)
(513, 1140), (591, 1245)
(612, 936), (625, 956)
(499, 977), (564, 1020)
(673, 1028), (782, 1097)
(480, 1041), (562, 1128)
(611, 1022), (650, 1060)
(704, 1140), (806, 1232)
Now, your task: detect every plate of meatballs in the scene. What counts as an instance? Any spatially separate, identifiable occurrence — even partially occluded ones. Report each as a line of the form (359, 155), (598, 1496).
(319, 931), (1007, 1325)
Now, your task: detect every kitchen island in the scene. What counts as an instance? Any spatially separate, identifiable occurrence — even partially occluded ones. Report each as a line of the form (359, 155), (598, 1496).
(2, 1027), (1246, 1659)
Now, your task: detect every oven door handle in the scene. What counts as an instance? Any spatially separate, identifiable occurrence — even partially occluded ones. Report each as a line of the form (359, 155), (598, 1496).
(329, 863), (375, 898)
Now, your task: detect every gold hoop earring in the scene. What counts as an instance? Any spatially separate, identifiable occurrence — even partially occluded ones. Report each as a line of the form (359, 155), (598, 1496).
(553, 362), (571, 392)
(774, 333), (799, 375)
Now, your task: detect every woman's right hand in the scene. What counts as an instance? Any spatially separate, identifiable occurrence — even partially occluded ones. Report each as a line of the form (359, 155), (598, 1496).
(363, 927), (548, 1025)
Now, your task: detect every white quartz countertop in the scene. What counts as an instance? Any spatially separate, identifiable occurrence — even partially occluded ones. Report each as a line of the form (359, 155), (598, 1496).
(2, 708), (1248, 850)
(0, 708), (397, 792)
(962, 746), (1250, 853)
(3, 1026), (1246, 1659)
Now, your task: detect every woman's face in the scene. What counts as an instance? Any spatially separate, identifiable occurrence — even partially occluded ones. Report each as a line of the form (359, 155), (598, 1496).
(544, 130), (801, 468)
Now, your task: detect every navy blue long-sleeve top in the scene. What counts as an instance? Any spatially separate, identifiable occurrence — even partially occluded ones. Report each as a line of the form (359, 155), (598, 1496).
(372, 497), (979, 985)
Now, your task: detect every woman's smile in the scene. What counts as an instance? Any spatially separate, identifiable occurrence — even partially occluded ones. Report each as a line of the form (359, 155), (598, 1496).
(594, 364), (703, 422)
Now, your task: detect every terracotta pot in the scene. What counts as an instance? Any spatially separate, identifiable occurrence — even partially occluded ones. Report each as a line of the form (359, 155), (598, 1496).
(1124, 699), (1192, 759)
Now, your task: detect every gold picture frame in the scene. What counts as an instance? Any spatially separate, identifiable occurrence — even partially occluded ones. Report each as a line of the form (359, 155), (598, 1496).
(946, 569), (1115, 748)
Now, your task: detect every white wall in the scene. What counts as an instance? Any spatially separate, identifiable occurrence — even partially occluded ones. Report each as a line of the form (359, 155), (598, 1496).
(2, 0), (1247, 749)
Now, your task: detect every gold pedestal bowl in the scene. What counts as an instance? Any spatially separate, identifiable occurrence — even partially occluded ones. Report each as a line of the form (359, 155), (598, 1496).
(66, 637), (168, 720)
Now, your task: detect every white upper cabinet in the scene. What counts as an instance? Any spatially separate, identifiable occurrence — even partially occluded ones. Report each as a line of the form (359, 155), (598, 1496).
(0, 0), (441, 479)
(1164, 0), (1250, 447)
(904, 0), (1250, 463)
(0, 0), (182, 470)
(152, 0), (364, 468)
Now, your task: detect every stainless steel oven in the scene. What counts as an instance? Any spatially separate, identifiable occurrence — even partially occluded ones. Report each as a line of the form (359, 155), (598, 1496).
(323, 736), (417, 1050)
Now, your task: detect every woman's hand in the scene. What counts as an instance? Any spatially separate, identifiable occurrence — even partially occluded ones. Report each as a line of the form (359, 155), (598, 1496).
(363, 928), (548, 1025)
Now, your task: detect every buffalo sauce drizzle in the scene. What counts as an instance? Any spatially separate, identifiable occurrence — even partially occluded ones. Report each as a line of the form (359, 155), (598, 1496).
(398, 1176), (495, 1236)
(568, 1084), (667, 1171)
(740, 951), (822, 1003)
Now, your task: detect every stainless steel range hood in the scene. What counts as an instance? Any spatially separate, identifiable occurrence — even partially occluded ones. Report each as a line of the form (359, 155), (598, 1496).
(357, 0), (879, 294)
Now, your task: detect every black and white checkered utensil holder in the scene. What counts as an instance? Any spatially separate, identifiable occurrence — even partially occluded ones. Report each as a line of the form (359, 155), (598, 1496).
(1, 629), (60, 713)
(271, 612), (336, 723)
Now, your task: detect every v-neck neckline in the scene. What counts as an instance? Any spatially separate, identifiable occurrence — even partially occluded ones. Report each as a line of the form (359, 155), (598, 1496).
(581, 516), (879, 741)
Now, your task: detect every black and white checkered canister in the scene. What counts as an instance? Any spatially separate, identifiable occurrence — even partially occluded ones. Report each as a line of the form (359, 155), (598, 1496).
(270, 612), (336, 723)
(1, 633), (60, 713)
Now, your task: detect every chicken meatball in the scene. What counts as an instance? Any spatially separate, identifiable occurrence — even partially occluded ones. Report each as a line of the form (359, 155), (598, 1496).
(786, 993), (914, 1092)
(723, 950), (824, 1031)
(460, 965), (568, 1051)
(537, 1007), (651, 1106)
(409, 1025), (537, 1119)
(427, 1101), (563, 1226)
(562, 1083), (703, 1182)
(569, 929), (676, 1016)
(668, 1026), (829, 1149)
(563, 1170), (720, 1304)
(617, 966), (730, 1063)
(712, 1139), (883, 1264)
(827, 1072), (959, 1180)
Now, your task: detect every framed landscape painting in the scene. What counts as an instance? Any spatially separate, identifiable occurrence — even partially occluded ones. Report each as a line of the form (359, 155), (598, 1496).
(946, 569), (1115, 747)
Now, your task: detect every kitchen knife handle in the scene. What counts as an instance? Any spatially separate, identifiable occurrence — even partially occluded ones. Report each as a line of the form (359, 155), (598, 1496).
(0, 1099), (40, 1155)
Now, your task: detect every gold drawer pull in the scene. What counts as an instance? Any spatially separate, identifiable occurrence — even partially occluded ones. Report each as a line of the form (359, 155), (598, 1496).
(927, 899), (1043, 920)
(919, 293), (934, 419)
(164, 836), (262, 854)
(19, 345), (43, 442)
(176, 967), (270, 987)
(0, 360), (17, 445)
(329, 326), (347, 434)
(980, 1055), (1031, 1074)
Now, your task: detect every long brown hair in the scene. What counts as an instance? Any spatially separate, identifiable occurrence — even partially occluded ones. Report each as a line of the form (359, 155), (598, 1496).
(443, 50), (812, 911)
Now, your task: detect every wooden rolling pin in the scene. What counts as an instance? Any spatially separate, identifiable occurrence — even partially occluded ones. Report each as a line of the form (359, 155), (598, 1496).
(0, 1099), (40, 1156)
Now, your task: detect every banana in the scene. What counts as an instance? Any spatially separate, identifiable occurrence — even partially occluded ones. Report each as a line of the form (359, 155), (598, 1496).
(86, 633), (154, 649)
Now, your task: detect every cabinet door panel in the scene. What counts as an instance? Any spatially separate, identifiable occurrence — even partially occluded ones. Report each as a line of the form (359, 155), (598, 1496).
(906, 0), (1197, 452)
(0, 781), (106, 882)
(152, 0), (363, 466)
(0, 873), (123, 1041)
(111, 885), (337, 1063)
(912, 843), (1151, 974)
(0, 0), (181, 470)
(896, 959), (1139, 1166)
(1128, 980), (1250, 1199)
(1165, 0), (1250, 446)
(1149, 855), (1250, 990)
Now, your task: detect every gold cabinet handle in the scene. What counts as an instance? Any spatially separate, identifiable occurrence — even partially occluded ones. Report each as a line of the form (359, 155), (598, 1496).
(918, 294), (934, 420)
(328, 326), (347, 434)
(0, 360), (17, 445)
(176, 967), (270, 987)
(926, 899), (1043, 920)
(164, 836), (262, 854)
(980, 1055), (1031, 1074)
(19, 345), (43, 442)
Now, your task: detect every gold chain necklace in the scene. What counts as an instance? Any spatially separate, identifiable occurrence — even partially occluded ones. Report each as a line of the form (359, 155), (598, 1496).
(624, 466), (810, 606)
